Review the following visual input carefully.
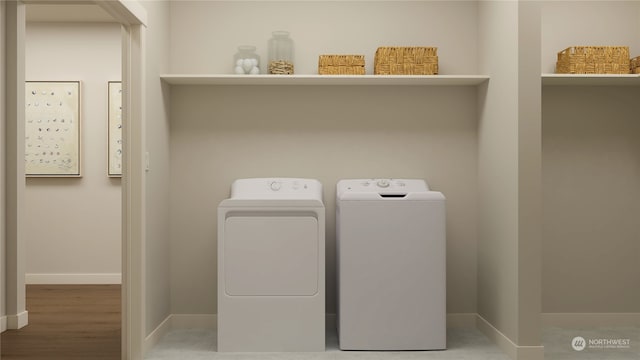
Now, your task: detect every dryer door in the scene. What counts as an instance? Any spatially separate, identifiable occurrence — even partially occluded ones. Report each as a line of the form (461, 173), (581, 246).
(224, 216), (319, 296)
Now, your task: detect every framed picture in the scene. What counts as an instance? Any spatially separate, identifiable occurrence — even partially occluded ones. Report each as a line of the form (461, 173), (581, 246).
(108, 81), (122, 177)
(25, 81), (81, 177)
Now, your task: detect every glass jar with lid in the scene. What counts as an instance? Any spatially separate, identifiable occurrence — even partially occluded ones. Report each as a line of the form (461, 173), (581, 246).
(268, 31), (294, 75)
(234, 45), (260, 75)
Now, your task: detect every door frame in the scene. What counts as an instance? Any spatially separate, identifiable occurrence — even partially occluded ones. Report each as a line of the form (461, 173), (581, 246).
(3, 1), (147, 358)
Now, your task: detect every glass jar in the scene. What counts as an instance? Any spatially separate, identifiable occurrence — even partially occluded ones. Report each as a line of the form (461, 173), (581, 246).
(268, 31), (294, 75)
(234, 45), (260, 75)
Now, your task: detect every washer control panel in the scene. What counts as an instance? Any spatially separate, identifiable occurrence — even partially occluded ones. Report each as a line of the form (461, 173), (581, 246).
(231, 178), (323, 200)
(337, 179), (431, 199)
(341, 179), (428, 192)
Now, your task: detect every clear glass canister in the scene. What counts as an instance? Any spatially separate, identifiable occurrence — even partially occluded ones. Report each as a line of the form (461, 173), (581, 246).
(268, 31), (294, 75)
(234, 45), (260, 75)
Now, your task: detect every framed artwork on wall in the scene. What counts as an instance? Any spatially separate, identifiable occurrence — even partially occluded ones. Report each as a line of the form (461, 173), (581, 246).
(108, 81), (123, 177)
(25, 81), (81, 177)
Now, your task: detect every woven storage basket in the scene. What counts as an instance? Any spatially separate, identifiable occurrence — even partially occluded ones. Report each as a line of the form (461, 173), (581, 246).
(318, 55), (365, 75)
(374, 47), (438, 75)
(631, 56), (640, 74)
(556, 46), (630, 74)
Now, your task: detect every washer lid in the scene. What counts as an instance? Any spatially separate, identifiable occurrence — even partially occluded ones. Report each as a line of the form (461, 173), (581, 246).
(230, 178), (323, 200)
(337, 179), (438, 200)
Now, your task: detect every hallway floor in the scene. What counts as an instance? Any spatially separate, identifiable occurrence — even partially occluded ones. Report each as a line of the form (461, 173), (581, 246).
(0, 285), (121, 360)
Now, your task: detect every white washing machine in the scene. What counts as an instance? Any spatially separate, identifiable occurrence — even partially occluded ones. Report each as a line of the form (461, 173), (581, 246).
(336, 178), (446, 350)
(217, 178), (325, 352)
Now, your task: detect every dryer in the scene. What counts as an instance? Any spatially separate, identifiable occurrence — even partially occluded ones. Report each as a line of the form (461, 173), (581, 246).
(336, 178), (446, 350)
(217, 178), (325, 352)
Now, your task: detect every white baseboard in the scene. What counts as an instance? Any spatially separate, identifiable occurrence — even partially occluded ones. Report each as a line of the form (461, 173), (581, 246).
(145, 313), (496, 333)
(1, 315), (7, 332)
(25, 273), (122, 285)
(144, 314), (217, 355)
(447, 313), (477, 328)
(171, 314), (216, 330)
(542, 313), (640, 327)
(7, 311), (29, 329)
(144, 315), (172, 354)
(476, 314), (544, 360)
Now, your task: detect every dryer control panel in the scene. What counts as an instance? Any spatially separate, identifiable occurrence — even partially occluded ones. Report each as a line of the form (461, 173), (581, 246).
(231, 178), (323, 200)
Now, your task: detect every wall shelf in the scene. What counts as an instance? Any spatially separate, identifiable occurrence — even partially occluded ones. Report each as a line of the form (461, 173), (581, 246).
(542, 73), (640, 86)
(160, 74), (490, 86)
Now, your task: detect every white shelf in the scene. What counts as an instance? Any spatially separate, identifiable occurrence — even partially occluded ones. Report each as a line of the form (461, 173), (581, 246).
(160, 74), (490, 86)
(542, 73), (640, 86)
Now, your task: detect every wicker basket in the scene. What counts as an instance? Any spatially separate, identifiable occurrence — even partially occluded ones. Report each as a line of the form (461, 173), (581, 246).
(631, 56), (640, 74)
(318, 55), (365, 75)
(374, 47), (438, 75)
(556, 46), (630, 74)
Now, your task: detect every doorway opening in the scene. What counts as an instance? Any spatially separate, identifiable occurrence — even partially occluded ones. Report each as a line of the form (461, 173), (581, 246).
(2, 1), (146, 359)
(2, 7), (123, 359)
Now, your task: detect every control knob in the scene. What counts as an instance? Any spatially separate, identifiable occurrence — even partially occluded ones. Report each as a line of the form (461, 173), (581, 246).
(270, 181), (282, 191)
(376, 179), (390, 188)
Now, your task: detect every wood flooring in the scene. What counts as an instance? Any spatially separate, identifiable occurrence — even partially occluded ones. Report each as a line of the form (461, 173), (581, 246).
(1, 285), (121, 360)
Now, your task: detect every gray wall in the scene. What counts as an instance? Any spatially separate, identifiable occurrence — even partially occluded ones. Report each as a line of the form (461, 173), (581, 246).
(541, 1), (640, 314)
(541, 1), (640, 74)
(169, 85), (479, 315)
(2, 1), (27, 329)
(167, 0), (481, 317)
(1, 0), (7, 328)
(169, 1), (478, 75)
(542, 86), (640, 313)
(476, 1), (543, 349)
(142, 0), (172, 336)
(476, 0), (520, 342)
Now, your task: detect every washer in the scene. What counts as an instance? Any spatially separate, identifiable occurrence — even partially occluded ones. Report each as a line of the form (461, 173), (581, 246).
(336, 178), (446, 350)
(217, 178), (325, 352)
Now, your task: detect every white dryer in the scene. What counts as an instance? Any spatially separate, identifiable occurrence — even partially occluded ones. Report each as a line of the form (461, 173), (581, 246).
(217, 178), (325, 352)
(336, 178), (446, 350)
